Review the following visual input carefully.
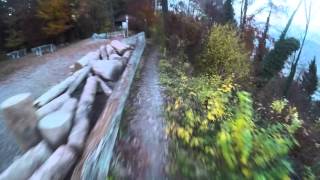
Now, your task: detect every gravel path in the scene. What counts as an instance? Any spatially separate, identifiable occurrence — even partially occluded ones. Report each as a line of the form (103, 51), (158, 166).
(0, 39), (105, 172)
(113, 46), (168, 179)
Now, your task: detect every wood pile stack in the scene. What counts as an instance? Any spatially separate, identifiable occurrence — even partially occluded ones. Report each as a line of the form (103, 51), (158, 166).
(0, 34), (142, 180)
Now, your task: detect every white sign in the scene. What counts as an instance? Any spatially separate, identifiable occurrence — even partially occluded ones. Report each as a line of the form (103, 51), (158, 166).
(122, 22), (128, 29)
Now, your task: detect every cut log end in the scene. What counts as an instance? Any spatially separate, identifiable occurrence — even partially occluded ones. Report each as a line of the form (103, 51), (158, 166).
(38, 111), (73, 148)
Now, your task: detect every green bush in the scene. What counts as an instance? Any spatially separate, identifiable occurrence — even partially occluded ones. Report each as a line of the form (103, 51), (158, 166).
(197, 24), (249, 79)
(160, 59), (302, 179)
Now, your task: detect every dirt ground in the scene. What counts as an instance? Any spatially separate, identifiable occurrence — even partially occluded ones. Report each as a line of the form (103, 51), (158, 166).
(0, 38), (106, 172)
(111, 46), (168, 179)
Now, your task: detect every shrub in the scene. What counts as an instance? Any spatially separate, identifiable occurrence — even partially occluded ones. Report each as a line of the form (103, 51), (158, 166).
(197, 24), (249, 79)
(164, 13), (206, 62)
(160, 59), (302, 179)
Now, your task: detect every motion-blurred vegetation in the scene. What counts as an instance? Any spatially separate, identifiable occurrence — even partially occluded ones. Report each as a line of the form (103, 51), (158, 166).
(160, 58), (306, 179)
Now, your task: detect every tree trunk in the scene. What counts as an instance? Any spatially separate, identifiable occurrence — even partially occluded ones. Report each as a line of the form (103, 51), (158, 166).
(67, 66), (91, 94)
(1, 93), (41, 151)
(73, 51), (100, 72)
(68, 76), (98, 152)
(29, 145), (77, 180)
(0, 141), (52, 180)
(36, 93), (70, 119)
(74, 75), (98, 121)
(38, 110), (73, 148)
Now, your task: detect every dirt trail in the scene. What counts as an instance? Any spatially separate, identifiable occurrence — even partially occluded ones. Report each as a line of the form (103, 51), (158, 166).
(114, 46), (167, 179)
(0, 39), (105, 172)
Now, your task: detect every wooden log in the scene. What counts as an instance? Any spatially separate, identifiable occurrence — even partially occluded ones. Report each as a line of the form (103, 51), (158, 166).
(36, 93), (70, 120)
(67, 66), (91, 94)
(67, 118), (89, 153)
(109, 53), (122, 61)
(1, 93), (41, 151)
(29, 145), (77, 180)
(96, 77), (112, 96)
(123, 50), (132, 60)
(72, 32), (146, 180)
(99, 45), (108, 60)
(38, 110), (73, 148)
(67, 76), (97, 152)
(60, 98), (78, 113)
(74, 75), (98, 121)
(34, 75), (75, 108)
(0, 141), (52, 180)
(73, 50), (100, 71)
(92, 60), (124, 81)
(110, 40), (131, 55)
(121, 50), (133, 65)
(106, 45), (115, 58)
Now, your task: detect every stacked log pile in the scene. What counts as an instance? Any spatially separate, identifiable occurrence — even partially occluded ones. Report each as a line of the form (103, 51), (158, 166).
(0, 33), (144, 180)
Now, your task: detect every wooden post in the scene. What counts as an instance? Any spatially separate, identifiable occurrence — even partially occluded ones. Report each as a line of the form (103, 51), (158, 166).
(1, 93), (41, 151)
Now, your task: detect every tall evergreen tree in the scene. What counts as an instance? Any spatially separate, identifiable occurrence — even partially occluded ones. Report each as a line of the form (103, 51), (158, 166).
(223, 0), (236, 25)
(262, 37), (300, 80)
(261, 1), (302, 83)
(302, 57), (318, 98)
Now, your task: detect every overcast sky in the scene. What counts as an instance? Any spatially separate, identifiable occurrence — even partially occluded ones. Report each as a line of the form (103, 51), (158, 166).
(234, 0), (320, 40)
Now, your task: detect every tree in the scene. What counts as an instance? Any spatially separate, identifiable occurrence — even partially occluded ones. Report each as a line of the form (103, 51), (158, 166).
(198, 24), (249, 79)
(262, 38), (300, 80)
(37, 0), (74, 37)
(279, 0), (302, 40)
(195, 0), (224, 26)
(301, 57), (318, 99)
(240, 0), (248, 32)
(222, 0), (236, 25)
(284, 0), (311, 96)
(255, 9), (271, 62)
(161, 0), (168, 14)
(5, 29), (25, 49)
(261, 1), (302, 82)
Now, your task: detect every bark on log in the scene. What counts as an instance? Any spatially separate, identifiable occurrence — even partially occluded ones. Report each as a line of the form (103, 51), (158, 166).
(29, 145), (77, 180)
(74, 76), (98, 122)
(1, 93), (41, 150)
(109, 53), (122, 61)
(73, 50), (100, 71)
(67, 66), (91, 94)
(36, 93), (70, 120)
(123, 50), (132, 60)
(67, 76), (97, 152)
(72, 32), (145, 180)
(34, 75), (77, 108)
(99, 45), (108, 60)
(0, 141), (52, 180)
(96, 77), (112, 96)
(92, 60), (124, 81)
(106, 45), (115, 58)
(38, 111), (73, 148)
(110, 40), (131, 55)
(59, 98), (78, 113)
(67, 118), (89, 153)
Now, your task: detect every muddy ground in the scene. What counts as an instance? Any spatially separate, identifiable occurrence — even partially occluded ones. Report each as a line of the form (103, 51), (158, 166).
(0, 39), (105, 172)
(111, 46), (168, 180)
